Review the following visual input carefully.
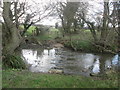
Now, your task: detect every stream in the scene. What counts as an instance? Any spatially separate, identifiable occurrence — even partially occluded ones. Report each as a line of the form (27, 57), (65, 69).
(21, 47), (119, 76)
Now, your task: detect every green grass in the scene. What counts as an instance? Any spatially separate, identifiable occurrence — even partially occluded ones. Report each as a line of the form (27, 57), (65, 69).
(0, 63), (1, 90)
(49, 27), (59, 32)
(2, 70), (118, 88)
(46, 27), (62, 39)
(35, 35), (51, 41)
(63, 30), (94, 41)
(65, 40), (93, 51)
(25, 26), (36, 35)
(19, 25), (36, 36)
(36, 28), (94, 42)
(62, 31), (94, 52)
(35, 27), (62, 41)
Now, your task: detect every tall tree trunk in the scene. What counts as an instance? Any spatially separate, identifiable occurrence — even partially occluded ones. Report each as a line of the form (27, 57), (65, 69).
(87, 22), (98, 42)
(73, 19), (78, 33)
(117, 3), (120, 52)
(2, 2), (22, 55)
(100, 1), (109, 46)
(0, 23), (1, 90)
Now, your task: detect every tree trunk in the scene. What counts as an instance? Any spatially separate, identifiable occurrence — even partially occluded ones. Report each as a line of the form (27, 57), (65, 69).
(100, 1), (109, 45)
(0, 23), (1, 90)
(117, 3), (120, 52)
(81, 16), (98, 42)
(87, 22), (98, 42)
(2, 2), (22, 55)
(36, 27), (39, 36)
(73, 19), (78, 33)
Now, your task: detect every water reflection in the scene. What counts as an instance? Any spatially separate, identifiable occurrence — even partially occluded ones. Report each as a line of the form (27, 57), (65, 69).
(92, 58), (100, 74)
(105, 60), (112, 69)
(112, 54), (119, 65)
(21, 48), (118, 76)
(81, 54), (96, 70)
(22, 49), (57, 72)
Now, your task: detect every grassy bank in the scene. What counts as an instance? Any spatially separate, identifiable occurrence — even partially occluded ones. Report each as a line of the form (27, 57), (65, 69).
(64, 40), (94, 52)
(2, 69), (118, 88)
(22, 25), (117, 53)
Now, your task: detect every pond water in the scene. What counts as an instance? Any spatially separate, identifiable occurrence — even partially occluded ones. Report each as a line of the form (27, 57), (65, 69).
(21, 48), (119, 76)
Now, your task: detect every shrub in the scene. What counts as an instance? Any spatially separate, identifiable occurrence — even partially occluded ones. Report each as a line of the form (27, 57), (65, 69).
(2, 54), (26, 69)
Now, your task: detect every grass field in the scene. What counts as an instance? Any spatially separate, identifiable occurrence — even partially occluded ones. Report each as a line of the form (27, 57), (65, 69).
(2, 69), (118, 88)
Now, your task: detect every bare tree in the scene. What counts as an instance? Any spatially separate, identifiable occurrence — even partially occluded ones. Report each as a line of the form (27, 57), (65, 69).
(100, 1), (110, 46)
(116, 2), (120, 52)
(2, 2), (22, 55)
(56, 1), (89, 51)
(19, 0), (56, 36)
(79, 11), (98, 42)
(2, 0), (56, 55)
(56, 1), (80, 33)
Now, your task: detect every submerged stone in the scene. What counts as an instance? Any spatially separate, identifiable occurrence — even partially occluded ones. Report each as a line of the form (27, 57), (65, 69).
(90, 72), (98, 76)
(48, 69), (63, 74)
(67, 58), (76, 60)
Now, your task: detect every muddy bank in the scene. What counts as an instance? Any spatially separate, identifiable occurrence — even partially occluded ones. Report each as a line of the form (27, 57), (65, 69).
(18, 36), (117, 55)
(19, 37), (65, 50)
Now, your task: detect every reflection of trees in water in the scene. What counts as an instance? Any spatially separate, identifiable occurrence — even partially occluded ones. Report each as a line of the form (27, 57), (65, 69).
(112, 54), (120, 72)
(91, 55), (113, 74)
(37, 49), (44, 56)
(118, 53), (120, 72)
(81, 54), (95, 70)
(99, 56), (111, 74)
(49, 49), (55, 57)
(21, 48), (117, 75)
(105, 60), (112, 69)
(112, 54), (119, 65)
(92, 58), (100, 74)
(32, 49), (36, 56)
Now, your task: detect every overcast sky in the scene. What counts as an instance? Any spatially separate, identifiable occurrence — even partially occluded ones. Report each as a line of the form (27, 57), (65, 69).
(42, 0), (104, 26)
(0, 0), (107, 26)
(26, 0), (104, 26)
